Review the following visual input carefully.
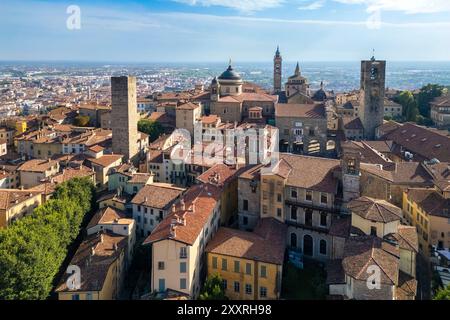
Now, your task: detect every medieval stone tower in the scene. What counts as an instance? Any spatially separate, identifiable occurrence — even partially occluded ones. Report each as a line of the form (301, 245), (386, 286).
(341, 142), (361, 205)
(111, 76), (139, 161)
(273, 46), (282, 93)
(359, 56), (386, 139)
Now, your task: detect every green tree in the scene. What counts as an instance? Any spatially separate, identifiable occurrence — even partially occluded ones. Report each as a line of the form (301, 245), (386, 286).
(74, 115), (91, 127)
(199, 273), (228, 300)
(398, 91), (419, 122)
(417, 84), (446, 118)
(434, 284), (450, 300)
(138, 119), (164, 142)
(0, 177), (95, 300)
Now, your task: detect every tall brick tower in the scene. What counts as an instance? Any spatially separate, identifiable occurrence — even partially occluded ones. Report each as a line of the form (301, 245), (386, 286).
(359, 55), (386, 139)
(111, 76), (139, 161)
(273, 46), (282, 93)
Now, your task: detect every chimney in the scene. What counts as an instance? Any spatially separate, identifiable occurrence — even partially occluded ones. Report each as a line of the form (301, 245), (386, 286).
(169, 224), (176, 239)
(91, 246), (95, 256)
(180, 199), (186, 211)
(100, 234), (104, 243)
(172, 203), (176, 213)
(113, 243), (118, 251)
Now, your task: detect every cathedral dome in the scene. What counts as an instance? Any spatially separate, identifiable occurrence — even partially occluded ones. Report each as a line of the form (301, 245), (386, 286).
(312, 81), (328, 101)
(218, 64), (242, 81)
(313, 89), (327, 101)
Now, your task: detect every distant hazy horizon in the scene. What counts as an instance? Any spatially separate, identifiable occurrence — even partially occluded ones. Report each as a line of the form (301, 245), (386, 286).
(2, 61), (450, 93)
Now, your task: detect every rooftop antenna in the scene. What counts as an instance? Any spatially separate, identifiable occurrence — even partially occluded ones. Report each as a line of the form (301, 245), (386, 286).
(371, 49), (376, 61)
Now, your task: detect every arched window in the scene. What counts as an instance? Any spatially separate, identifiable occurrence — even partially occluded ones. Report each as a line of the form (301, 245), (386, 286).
(305, 209), (313, 226)
(319, 239), (327, 255)
(290, 233), (297, 248)
(303, 235), (313, 256)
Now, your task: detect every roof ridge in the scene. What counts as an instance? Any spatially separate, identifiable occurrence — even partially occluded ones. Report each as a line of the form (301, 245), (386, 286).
(372, 202), (387, 223)
(370, 244), (397, 284)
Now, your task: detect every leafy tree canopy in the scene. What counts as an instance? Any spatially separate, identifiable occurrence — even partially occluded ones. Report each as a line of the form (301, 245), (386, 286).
(199, 273), (228, 300)
(74, 115), (91, 127)
(0, 177), (95, 300)
(138, 119), (164, 142)
(434, 284), (450, 300)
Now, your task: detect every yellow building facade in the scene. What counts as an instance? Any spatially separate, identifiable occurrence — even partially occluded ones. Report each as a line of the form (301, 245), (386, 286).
(206, 253), (282, 300)
(0, 190), (42, 228)
(205, 218), (286, 300)
(57, 256), (123, 300)
(403, 188), (450, 257)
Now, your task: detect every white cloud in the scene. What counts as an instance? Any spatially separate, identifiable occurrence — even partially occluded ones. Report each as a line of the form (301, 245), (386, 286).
(298, 1), (325, 10)
(333, 0), (450, 14)
(172, 0), (284, 12)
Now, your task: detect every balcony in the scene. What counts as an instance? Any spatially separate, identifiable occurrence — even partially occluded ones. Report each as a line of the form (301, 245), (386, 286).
(285, 199), (340, 214)
(285, 219), (329, 234)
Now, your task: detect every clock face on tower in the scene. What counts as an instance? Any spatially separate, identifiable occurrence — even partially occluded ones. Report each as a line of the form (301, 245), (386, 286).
(370, 66), (378, 80)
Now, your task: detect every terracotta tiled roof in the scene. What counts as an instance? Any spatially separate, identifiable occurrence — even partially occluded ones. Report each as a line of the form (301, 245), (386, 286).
(275, 103), (326, 119)
(363, 140), (394, 154)
(238, 164), (264, 181)
(348, 196), (402, 223)
(234, 92), (278, 103)
(342, 116), (364, 130)
(128, 173), (152, 184)
(377, 120), (402, 136)
(88, 145), (104, 153)
(197, 164), (245, 186)
(55, 232), (127, 293)
(143, 183), (221, 245)
(430, 94), (450, 107)
(0, 189), (41, 210)
(342, 236), (399, 285)
(131, 184), (185, 209)
(395, 271), (418, 300)
(205, 218), (287, 265)
(422, 161), (450, 192)
(360, 162), (432, 185)
(341, 141), (394, 169)
(88, 154), (123, 168)
(18, 159), (58, 173)
(405, 188), (450, 218)
(201, 115), (220, 125)
(265, 154), (340, 193)
(381, 122), (450, 162)
(176, 102), (200, 110)
(87, 206), (131, 229)
(393, 225), (419, 253)
(53, 166), (94, 184)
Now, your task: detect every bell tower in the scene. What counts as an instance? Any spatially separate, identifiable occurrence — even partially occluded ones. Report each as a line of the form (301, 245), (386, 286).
(341, 142), (361, 205)
(210, 77), (220, 102)
(273, 46), (282, 93)
(360, 54), (386, 139)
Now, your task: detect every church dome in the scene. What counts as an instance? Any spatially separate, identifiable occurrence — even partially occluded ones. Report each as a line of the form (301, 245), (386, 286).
(312, 81), (328, 101)
(313, 89), (327, 101)
(218, 64), (242, 81)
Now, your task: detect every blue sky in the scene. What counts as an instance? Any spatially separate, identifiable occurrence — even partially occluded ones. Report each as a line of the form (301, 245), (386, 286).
(1, 0), (450, 62)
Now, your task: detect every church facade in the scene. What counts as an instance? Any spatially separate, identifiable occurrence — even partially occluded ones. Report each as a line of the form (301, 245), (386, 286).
(209, 62), (278, 123)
